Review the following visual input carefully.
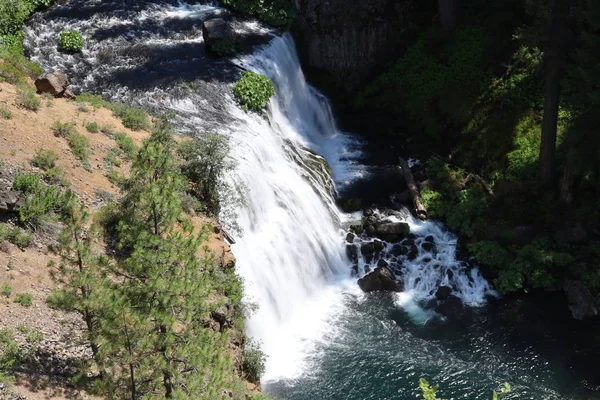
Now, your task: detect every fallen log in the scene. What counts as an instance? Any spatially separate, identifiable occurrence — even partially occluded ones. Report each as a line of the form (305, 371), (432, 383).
(399, 158), (428, 220)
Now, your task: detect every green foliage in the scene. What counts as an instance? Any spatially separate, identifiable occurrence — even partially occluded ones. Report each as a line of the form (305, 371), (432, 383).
(504, 113), (541, 180)
(1, 283), (12, 297)
(24, 329), (43, 344)
(234, 71), (276, 112)
(243, 340), (266, 383)
(13, 293), (32, 307)
(44, 165), (69, 186)
(208, 38), (237, 57)
(58, 30), (84, 52)
(110, 103), (149, 131)
(31, 148), (59, 170)
(77, 92), (107, 108)
(16, 84), (40, 111)
(13, 172), (72, 228)
(51, 121), (77, 137)
(178, 133), (235, 215)
(221, 0), (297, 28)
(0, 223), (32, 248)
(0, 104), (12, 119)
(66, 130), (91, 164)
(419, 379), (511, 400)
(0, 328), (20, 376)
(114, 132), (137, 159)
(85, 121), (100, 133)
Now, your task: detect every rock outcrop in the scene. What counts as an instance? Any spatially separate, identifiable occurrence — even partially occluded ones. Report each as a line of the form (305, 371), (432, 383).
(357, 266), (403, 292)
(563, 281), (598, 320)
(202, 18), (234, 50)
(35, 72), (69, 97)
(292, 0), (413, 91)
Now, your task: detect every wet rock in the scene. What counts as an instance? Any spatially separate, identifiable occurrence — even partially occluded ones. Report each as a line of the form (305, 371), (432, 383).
(364, 209), (374, 217)
(346, 232), (356, 243)
(373, 239), (384, 252)
(351, 264), (359, 277)
(390, 244), (408, 257)
(35, 71), (69, 97)
(435, 295), (463, 317)
(435, 285), (453, 300)
(554, 224), (588, 244)
(374, 222), (410, 242)
(365, 224), (376, 236)
(377, 259), (388, 268)
(563, 281), (598, 320)
(340, 198), (362, 212)
(407, 246), (419, 261)
(346, 244), (358, 263)
(202, 18), (234, 49)
(422, 241), (435, 252)
(357, 266), (403, 293)
(360, 242), (375, 255)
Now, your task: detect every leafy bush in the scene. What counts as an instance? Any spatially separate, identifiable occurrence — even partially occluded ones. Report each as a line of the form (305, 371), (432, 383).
(419, 378), (510, 400)
(208, 39), (237, 57)
(0, 328), (20, 378)
(66, 130), (91, 163)
(13, 172), (71, 227)
(85, 121), (100, 133)
(110, 103), (149, 130)
(0, 104), (12, 119)
(221, 0), (297, 28)
(13, 293), (32, 307)
(77, 92), (107, 108)
(233, 71), (276, 112)
(504, 113), (541, 181)
(44, 166), (69, 186)
(1, 283), (12, 298)
(58, 30), (84, 52)
(114, 132), (137, 159)
(31, 148), (59, 170)
(0, 223), (32, 248)
(16, 84), (40, 111)
(242, 340), (266, 383)
(51, 121), (77, 137)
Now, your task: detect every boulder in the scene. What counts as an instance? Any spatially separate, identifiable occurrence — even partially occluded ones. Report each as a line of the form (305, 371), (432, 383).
(346, 232), (355, 243)
(202, 18), (234, 47)
(435, 295), (463, 317)
(374, 222), (410, 242)
(563, 281), (598, 320)
(360, 242), (375, 255)
(373, 239), (384, 251)
(554, 224), (588, 244)
(35, 72), (69, 97)
(357, 266), (403, 293)
(346, 245), (358, 263)
(0, 190), (22, 213)
(435, 285), (453, 300)
(377, 258), (388, 268)
(390, 244), (408, 257)
(340, 198), (362, 213)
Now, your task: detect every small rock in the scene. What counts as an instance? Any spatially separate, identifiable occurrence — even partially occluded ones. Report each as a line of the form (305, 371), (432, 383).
(346, 232), (355, 243)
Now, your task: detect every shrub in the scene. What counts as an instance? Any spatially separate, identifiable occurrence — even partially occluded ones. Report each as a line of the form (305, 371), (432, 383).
(13, 173), (70, 228)
(14, 293), (32, 307)
(31, 149), (59, 170)
(25, 329), (43, 344)
(208, 39), (237, 57)
(44, 166), (68, 186)
(59, 30), (84, 52)
(66, 131), (91, 163)
(0, 104), (12, 119)
(77, 92), (107, 108)
(233, 71), (276, 112)
(221, 0), (297, 28)
(1, 284), (11, 298)
(51, 121), (77, 137)
(12, 173), (41, 193)
(242, 340), (266, 383)
(0, 328), (20, 376)
(0, 223), (32, 248)
(110, 103), (149, 130)
(85, 121), (100, 133)
(16, 84), (40, 111)
(114, 132), (137, 158)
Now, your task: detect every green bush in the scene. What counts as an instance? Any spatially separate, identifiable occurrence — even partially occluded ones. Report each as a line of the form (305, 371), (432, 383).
(58, 30), (84, 52)
(31, 148), (59, 170)
(109, 103), (149, 130)
(1, 283), (12, 298)
(0, 328), (20, 377)
(16, 84), (40, 111)
(13, 293), (32, 307)
(208, 39), (237, 57)
(85, 121), (100, 133)
(114, 132), (137, 159)
(77, 92), (107, 108)
(44, 165), (69, 186)
(221, 0), (297, 28)
(0, 223), (32, 248)
(51, 121), (77, 137)
(242, 340), (266, 383)
(233, 71), (276, 112)
(0, 104), (12, 119)
(12, 173), (42, 193)
(66, 130), (91, 163)
(13, 172), (71, 227)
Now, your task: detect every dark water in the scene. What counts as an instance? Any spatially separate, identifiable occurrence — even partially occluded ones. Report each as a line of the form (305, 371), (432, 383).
(265, 291), (600, 400)
(23, 2), (600, 399)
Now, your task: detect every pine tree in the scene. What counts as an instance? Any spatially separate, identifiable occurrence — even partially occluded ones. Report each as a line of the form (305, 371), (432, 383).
(103, 117), (233, 399)
(48, 193), (107, 372)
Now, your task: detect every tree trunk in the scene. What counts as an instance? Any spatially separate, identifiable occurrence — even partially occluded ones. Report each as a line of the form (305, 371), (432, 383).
(439, 0), (457, 32)
(399, 158), (428, 220)
(540, 0), (570, 187)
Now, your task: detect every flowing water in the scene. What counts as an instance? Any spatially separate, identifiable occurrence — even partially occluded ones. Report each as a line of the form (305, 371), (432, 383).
(25, 2), (600, 399)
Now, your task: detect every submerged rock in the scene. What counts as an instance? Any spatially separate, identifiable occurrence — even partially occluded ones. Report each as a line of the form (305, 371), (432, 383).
(435, 295), (464, 317)
(346, 232), (356, 243)
(346, 245), (358, 263)
(563, 281), (598, 320)
(435, 286), (453, 300)
(357, 266), (403, 293)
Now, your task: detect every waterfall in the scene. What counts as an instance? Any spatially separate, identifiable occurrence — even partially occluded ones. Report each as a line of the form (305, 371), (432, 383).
(24, 0), (496, 385)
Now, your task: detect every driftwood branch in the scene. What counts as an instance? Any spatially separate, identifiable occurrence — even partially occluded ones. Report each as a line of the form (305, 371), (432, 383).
(399, 158), (428, 221)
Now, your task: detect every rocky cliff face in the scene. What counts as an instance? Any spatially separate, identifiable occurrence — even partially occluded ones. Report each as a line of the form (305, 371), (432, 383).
(292, 0), (413, 92)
